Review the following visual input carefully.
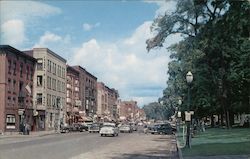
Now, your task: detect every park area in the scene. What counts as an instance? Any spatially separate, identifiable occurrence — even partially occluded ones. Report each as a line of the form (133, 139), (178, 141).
(177, 127), (250, 158)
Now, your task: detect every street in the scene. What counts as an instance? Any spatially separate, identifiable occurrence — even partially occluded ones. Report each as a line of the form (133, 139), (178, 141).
(0, 132), (178, 159)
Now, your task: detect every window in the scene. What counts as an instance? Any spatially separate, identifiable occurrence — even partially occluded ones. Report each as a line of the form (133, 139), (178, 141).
(37, 93), (42, 105)
(30, 68), (33, 80)
(20, 63), (23, 77)
(37, 75), (43, 87)
(49, 61), (52, 72)
(13, 80), (16, 93)
(52, 79), (56, 90)
(52, 95), (56, 107)
(13, 61), (16, 75)
(8, 60), (11, 74)
(6, 115), (16, 129)
(47, 60), (50, 72)
(47, 76), (51, 89)
(37, 59), (43, 70)
(8, 79), (11, 92)
(47, 94), (52, 107)
(57, 80), (61, 92)
(26, 66), (29, 80)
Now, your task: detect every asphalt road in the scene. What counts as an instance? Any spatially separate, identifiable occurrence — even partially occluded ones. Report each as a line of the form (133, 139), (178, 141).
(0, 132), (178, 159)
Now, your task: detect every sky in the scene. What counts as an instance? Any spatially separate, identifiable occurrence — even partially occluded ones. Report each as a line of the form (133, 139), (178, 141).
(0, 0), (182, 107)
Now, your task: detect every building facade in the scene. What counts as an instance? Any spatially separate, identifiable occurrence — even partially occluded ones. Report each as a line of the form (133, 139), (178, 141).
(25, 48), (66, 131)
(107, 87), (119, 121)
(97, 82), (119, 122)
(0, 45), (36, 133)
(119, 100), (140, 122)
(97, 82), (108, 121)
(66, 65), (80, 125)
(72, 66), (97, 121)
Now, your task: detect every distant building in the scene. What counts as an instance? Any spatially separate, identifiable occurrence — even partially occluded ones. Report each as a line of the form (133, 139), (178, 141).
(66, 65), (80, 124)
(119, 100), (145, 122)
(25, 48), (66, 131)
(0, 45), (36, 133)
(72, 66), (97, 120)
(97, 82), (108, 120)
(107, 87), (119, 121)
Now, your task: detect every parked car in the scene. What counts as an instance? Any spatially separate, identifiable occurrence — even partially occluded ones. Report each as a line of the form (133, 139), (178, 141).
(100, 123), (119, 137)
(88, 123), (101, 133)
(119, 124), (132, 133)
(150, 123), (173, 135)
(60, 124), (70, 133)
(69, 123), (88, 132)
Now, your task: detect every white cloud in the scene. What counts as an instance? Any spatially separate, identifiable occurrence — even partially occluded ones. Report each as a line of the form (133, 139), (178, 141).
(145, 0), (176, 17)
(33, 31), (71, 48)
(1, 19), (26, 46)
(0, 1), (61, 47)
(0, 1), (61, 23)
(71, 21), (174, 106)
(83, 22), (101, 31)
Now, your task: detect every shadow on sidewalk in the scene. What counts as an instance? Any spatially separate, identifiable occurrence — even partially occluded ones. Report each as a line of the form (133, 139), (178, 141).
(111, 149), (178, 159)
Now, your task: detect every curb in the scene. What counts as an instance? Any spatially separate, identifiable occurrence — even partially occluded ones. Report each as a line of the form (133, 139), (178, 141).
(0, 131), (58, 139)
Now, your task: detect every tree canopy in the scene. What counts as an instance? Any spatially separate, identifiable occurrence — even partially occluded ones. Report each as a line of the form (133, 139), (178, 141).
(146, 0), (250, 128)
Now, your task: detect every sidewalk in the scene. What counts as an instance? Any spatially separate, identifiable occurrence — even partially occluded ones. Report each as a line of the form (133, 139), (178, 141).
(0, 130), (58, 139)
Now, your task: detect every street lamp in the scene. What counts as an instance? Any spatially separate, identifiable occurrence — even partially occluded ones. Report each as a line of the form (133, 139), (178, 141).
(186, 71), (193, 148)
(177, 99), (182, 131)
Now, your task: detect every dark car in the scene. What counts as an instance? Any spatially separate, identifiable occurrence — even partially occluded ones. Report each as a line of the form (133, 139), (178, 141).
(70, 123), (88, 132)
(151, 123), (173, 135)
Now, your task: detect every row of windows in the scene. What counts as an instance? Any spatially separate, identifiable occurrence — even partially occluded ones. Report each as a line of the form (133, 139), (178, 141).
(37, 93), (65, 108)
(47, 60), (66, 79)
(47, 76), (65, 93)
(7, 79), (33, 95)
(8, 60), (33, 80)
(7, 96), (32, 105)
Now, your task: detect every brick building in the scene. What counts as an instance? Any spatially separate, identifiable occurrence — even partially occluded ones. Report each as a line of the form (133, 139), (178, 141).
(0, 45), (36, 133)
(72, 66), (97, 120)
(119, 100), (142, 122)
(66, 65), (80, 124)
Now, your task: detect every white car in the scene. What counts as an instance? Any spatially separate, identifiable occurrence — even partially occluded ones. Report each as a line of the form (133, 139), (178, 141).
(100, 123), (119, 137)
(119, 125), (132, 133)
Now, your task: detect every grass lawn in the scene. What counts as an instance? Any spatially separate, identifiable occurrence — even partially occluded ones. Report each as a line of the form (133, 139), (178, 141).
(177, 127), (250, 156)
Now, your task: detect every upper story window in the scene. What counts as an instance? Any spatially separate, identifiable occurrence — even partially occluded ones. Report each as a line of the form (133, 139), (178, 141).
(26, 66), (29, 80)
(20, 63), (23, 77)
(37, 59), (43, 70)
(8, 60), (11, 74)
(13, 61), (16, 75)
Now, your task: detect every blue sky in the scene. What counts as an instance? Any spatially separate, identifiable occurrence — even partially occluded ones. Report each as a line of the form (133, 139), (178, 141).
(0, 0), (181, 107)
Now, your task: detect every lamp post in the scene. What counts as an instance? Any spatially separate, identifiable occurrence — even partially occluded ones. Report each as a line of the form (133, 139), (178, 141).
(177, 99), (182, 131)
(186, 71), (193, 148)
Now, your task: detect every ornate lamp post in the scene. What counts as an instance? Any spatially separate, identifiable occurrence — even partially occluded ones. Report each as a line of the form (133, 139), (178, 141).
(177, 99), (182, 131)
(186, 71), (193, 148)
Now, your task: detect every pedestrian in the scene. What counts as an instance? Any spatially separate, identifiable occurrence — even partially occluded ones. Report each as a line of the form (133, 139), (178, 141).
(25, 123), (30, 135)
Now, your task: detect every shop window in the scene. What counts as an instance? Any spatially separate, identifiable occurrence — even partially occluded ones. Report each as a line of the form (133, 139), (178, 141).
(6, 114), (16, 129)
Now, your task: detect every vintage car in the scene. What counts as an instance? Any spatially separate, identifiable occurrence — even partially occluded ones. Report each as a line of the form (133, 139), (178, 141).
(150, 123), (173, 135)
(60, 124), (70, 133)
(88, 123), (101, 133)
(69, 123), (88, 132)
(99, 123), (119, 137)
(119, 124), (132, 133)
